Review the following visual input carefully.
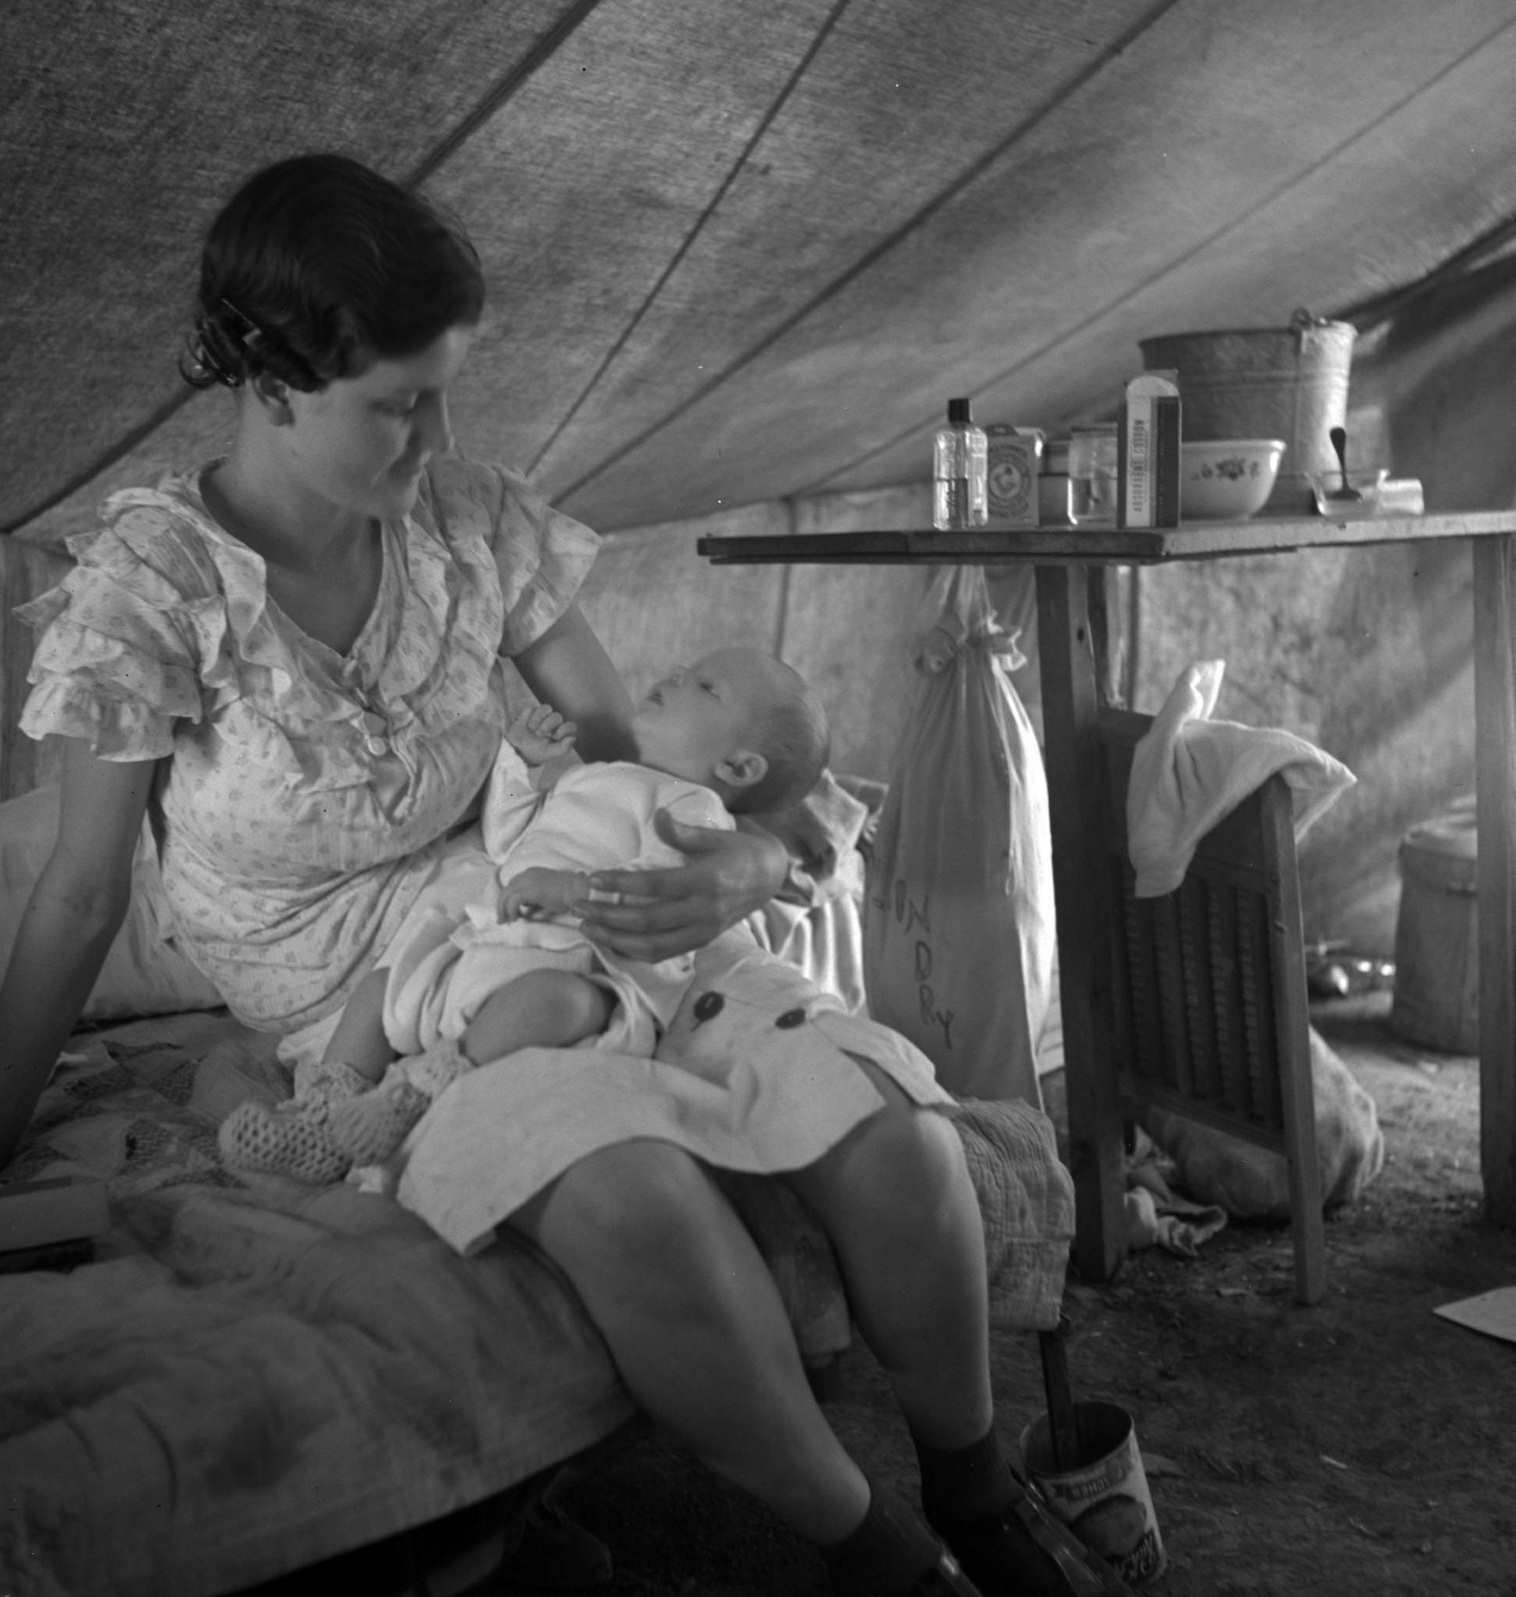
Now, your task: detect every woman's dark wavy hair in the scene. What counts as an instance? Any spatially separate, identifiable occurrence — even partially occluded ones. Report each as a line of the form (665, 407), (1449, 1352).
(181, 152), (485, 392)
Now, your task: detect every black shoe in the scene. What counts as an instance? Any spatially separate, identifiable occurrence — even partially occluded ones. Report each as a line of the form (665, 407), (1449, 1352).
(500, 1495), (614, 1591)
(928, 1478), (1134, 1597)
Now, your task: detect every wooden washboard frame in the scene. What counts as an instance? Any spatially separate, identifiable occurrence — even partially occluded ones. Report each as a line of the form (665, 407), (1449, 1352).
(1097, 707), (1326, 1305)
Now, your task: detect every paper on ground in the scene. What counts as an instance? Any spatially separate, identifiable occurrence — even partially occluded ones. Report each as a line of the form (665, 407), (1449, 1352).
(1434, 1285), (1516, 1345)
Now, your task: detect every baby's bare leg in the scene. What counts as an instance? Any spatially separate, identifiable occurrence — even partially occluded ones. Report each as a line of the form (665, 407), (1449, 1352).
(321, 967), (395, 1086)
(463, 969), (615, 1066)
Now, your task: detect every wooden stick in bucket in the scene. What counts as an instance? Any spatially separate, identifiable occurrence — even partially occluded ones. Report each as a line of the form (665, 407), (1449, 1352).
(1040, 1314), (1082, 1470)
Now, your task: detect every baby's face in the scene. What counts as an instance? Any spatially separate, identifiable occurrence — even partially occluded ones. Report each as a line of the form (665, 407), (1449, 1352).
(633, 648), (776, 786)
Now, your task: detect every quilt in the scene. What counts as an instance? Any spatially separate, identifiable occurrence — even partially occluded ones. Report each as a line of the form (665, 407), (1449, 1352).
(0, 990), (1071, 1597)
(0, 1013), (633, 1597)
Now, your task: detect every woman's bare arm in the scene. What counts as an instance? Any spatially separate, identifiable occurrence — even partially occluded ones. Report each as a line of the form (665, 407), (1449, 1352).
(0, 743), (159, 1167)
(511, 603), (637, 763)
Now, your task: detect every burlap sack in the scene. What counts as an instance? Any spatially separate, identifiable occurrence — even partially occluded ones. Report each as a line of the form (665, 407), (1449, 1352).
(1142, 1027), (1385, 1218)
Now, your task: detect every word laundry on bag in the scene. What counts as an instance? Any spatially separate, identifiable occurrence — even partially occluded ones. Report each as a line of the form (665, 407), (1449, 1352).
(862, 565), (1056, 1105)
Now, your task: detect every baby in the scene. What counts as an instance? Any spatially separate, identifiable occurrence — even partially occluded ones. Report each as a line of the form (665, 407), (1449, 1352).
(219, 646), (830, 1182)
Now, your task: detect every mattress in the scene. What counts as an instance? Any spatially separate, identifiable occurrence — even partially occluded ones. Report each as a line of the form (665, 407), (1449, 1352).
(0, 1012), (633, 1597)
(0, 988), (1072, 1597)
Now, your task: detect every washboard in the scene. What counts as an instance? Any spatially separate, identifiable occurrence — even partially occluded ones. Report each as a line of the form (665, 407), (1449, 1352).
(1098, 707), (1325, 1304)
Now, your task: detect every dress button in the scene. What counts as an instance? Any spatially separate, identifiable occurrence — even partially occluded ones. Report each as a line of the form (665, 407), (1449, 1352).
(360, 709), (389, 755)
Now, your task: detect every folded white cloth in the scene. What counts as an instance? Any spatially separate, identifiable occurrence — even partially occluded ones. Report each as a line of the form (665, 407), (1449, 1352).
(1122, 1128), (1229, 1257)
(1128, 660), (1356, 898)
(1123, 1185), (1228, 1259)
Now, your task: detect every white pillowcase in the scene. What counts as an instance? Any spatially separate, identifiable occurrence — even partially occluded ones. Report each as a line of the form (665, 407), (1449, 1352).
(0, 783), (224, 1021)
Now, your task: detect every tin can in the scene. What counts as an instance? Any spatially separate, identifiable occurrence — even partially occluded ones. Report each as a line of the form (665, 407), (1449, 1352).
(985, 425), (1042, 529)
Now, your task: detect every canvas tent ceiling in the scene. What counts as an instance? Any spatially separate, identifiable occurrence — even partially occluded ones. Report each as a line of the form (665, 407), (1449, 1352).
(5, 0), (1516, 548)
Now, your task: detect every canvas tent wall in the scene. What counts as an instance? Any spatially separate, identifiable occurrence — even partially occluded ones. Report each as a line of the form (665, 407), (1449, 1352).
(4, 0), (1516, 953)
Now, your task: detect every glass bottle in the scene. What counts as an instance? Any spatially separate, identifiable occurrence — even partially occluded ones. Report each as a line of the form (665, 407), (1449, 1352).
(933, 397), (988, 530)
(1068, 423), (1119, 528)
(1040, 437), (1072, 524)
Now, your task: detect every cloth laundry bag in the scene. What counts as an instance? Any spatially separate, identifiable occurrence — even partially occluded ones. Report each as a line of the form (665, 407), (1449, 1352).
(862, 565), (1056, 1104)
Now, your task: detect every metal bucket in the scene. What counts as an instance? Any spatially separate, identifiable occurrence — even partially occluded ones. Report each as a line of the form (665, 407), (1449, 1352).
(1392, 800), (1478, 1055)
(1139, 311), (1356, 515)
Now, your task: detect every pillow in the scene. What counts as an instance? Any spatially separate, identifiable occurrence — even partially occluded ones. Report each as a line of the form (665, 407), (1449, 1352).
(751, 768), (870, 905)
(0, 783), (224, 1021)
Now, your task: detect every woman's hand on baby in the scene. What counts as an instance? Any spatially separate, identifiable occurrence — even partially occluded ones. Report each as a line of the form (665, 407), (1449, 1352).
(573, 814), (789, 961)
(507, 704), (578, 765)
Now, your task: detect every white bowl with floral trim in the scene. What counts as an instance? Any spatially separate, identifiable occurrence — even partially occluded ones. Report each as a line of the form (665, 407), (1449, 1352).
(1179, 438), (1286, 521)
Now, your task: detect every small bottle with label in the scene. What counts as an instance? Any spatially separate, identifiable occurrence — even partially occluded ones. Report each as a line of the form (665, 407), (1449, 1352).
(933, 397), (988, 530)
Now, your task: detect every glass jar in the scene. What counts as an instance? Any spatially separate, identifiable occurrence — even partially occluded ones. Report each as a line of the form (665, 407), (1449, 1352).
(1068, 423), (1118, 528)
(1040, 438), (1071, 525)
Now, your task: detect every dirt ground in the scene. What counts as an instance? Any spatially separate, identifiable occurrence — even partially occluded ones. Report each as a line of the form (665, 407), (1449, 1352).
(258, 991), (1516, 1597)
(526, 991), (1516, 1597)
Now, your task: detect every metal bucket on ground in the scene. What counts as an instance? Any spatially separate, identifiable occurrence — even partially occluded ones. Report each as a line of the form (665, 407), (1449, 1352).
(1139, 311), (1356, 515)
(1392, 799), (1478, 1055)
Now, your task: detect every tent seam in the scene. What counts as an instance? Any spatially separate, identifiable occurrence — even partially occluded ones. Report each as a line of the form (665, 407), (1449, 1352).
(524, 0), (855, 482)
(406, 0), (607, 187)
(797, 9), (1516, 499)
(2, 0), (608, 541)
(551, 0), (1187, 506)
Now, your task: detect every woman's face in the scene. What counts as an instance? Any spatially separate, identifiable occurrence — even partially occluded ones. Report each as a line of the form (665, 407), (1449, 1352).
(280, 323), (476, 521)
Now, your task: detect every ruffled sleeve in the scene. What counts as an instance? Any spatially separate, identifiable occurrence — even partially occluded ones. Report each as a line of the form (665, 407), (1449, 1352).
(420, 456), (601, 658)
(16, 499), (219, 761)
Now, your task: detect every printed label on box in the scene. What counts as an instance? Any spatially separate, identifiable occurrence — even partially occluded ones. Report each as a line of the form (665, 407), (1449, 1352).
(985, 425), (1042, 528)
(1120, 372), (1180, 528)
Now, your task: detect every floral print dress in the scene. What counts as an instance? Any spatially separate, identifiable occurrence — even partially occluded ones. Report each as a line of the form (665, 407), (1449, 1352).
(19, 455), (600, 1043)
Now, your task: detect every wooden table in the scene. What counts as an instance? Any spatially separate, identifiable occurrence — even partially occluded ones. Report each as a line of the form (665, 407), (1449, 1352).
(699, 511), (1516, 1281)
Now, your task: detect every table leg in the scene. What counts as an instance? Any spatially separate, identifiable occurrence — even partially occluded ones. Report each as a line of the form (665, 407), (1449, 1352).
(1035, 564), (1127, 1281)
(1473, 533), (1516, 1223)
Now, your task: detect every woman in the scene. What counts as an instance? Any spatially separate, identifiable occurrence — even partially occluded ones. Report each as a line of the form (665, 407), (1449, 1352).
(0, 154), (1103, 1597)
